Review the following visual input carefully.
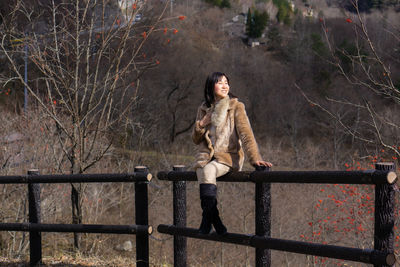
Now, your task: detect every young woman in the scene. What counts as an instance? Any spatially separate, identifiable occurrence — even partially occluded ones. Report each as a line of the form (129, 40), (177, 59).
(192, 72), (272, 235)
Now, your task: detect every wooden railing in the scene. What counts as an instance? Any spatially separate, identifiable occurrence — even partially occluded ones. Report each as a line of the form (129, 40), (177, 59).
(0, 163), (397, 266)
(0, 166), (152, 267)
(157, 163), (398, 267)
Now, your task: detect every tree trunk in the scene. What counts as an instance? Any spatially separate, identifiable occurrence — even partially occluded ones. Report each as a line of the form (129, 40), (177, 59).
(71, 183), (82, 250)
(70, 122), (82, 251)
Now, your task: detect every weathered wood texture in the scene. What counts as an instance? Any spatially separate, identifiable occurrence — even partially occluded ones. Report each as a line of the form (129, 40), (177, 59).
(173, 165), (187, 267)
(158, 225), (396, 266)
(374, 163), (396, 267)
(255, 166), (271, 267)
(28, 169), (41, 266)
(158, 170), (396, 184)
(135, 166), (150, 267)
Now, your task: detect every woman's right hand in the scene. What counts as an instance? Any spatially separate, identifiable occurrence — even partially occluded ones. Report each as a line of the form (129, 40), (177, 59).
(199, 112), (211, 128)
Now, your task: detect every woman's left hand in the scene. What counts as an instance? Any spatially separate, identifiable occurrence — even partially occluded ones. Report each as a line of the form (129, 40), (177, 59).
(254, 160), (273, 168)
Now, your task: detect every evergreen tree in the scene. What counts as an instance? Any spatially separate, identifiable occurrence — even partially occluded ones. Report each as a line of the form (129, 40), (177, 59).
(246, 8), (269, 38)
(253, 10), (269, 37)
(246, 8), (253, 37)
(267, 26), (282, 50)
(310, 33), (328, 57)
(221, 0), (231, 8)
(275, 0), (292, 25)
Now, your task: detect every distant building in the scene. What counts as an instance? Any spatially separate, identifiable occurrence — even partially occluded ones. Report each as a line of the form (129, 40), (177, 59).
(247, 37), (267, 47)
(248, 38), (260, 47)
(303, 6), (314, 17)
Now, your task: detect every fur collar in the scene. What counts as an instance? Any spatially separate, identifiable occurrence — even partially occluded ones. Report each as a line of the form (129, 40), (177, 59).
(211, 96), (230, 127)
(200, 97), (238, 111)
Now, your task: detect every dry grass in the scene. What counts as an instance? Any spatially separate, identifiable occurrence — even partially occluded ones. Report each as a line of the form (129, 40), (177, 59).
(0, 254), (137, 266)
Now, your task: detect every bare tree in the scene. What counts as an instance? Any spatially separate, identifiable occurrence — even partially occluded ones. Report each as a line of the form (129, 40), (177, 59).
(298, 0), (400, 166)
(0, 0), (169, 250)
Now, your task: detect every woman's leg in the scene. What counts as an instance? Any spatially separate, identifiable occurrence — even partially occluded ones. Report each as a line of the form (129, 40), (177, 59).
(196, 160), (230, 234)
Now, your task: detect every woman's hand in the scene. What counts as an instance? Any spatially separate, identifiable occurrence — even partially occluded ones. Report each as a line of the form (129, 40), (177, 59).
(254, 160), (273, 168)
(199, 112), (211, 128)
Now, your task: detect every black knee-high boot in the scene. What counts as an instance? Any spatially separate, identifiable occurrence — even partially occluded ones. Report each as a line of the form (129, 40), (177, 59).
(199, 197), (213, 234)
(210, 198), (227, 235)
(199, 184), (214, 234)
(199, 184), (227, 235)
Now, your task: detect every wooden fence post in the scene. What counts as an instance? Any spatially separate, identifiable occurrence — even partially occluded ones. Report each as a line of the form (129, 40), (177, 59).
(374, 162), (395, 267)
(135, 166), (149, 267)
(28, 169), (41, 267)
(173, 165), (187, 267)
(255, 165), (271, 267)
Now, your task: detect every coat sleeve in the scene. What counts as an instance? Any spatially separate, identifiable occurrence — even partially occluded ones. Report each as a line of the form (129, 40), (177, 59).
(192, 106), (206, 145)
(234, 102), (262, 165)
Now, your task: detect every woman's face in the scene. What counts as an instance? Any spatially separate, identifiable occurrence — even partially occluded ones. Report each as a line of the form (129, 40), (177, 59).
(214, 76), (230, 101)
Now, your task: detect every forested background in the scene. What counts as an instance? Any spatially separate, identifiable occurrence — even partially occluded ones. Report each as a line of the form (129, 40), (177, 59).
(0, 0), (399, 266)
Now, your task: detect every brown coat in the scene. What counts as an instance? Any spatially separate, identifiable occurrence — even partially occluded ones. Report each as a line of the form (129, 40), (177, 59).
(192, 97), (262, 171)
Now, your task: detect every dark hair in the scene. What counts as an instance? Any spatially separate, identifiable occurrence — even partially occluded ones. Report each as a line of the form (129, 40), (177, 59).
(204, 72), (236, 107)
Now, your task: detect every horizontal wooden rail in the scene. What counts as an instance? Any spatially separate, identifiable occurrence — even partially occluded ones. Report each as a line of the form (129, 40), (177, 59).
(157, 170), (397, 185)
(158, 171), (252, 182)
(158, 225), (396, 266)
(0, 172), (152, 184)
(0, 223), (152, 235)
